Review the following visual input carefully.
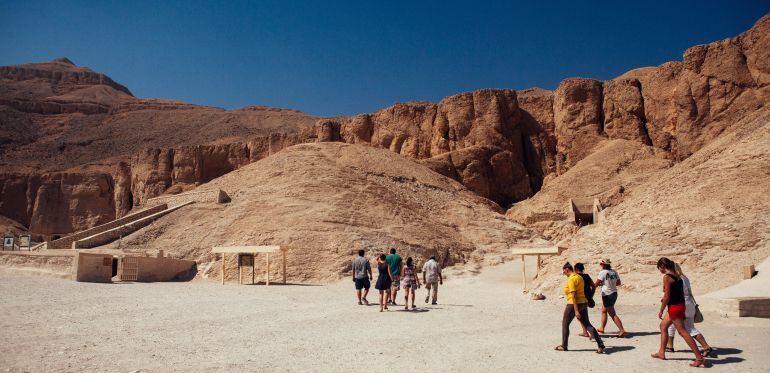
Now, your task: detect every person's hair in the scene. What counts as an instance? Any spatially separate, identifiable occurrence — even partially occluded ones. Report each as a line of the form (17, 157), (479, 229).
(358, 249), (365, 256)
(674, 262), (685, 277)
(562, 262), (573, 271)
(379, 254), (387, 260)
(390, 248), (396, 254)
(656, 257), (676, 272)
(602, 262), (612, 269)
(430, 255), (436, 260)
(574, 263), (585, 272)
(406, 257), (413, 266)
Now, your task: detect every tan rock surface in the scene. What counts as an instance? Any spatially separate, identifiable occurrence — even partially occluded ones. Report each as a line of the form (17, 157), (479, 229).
(104, 142), (547, 282)
(531, 107), (770, 294)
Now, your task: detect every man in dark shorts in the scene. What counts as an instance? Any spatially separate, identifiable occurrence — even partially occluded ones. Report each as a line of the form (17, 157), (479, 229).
(352, 249), (373, 305)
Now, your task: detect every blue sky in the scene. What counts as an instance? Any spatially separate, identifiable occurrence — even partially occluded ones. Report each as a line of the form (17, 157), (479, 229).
(1, 1), (768, 116)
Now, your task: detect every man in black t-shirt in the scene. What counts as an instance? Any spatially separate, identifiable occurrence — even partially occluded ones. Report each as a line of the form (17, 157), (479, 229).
(575, 263), (596, 338)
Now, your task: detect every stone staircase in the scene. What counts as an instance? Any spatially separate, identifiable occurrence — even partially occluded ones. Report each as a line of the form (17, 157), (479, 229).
(47, 202), (191, 250)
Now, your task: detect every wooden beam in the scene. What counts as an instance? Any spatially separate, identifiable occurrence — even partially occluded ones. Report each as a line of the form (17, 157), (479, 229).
(221, 253), (225, 285)
(265, 252), (270, 286)
(521, 255), (526, 292)
(252, 255), (255, 284)
(282, 249), (287, 285)
(212, 246), (281, 254)
(238, 259), (242, 285)
(537, 254), (542, 270)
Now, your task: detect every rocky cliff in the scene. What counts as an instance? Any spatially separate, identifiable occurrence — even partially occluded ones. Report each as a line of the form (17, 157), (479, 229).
(0, 14), (768, 238)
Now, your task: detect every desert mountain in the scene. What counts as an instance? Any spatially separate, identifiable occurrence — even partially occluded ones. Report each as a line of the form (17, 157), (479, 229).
(0, 14), (768, 289)
(100, 142), (547, 282)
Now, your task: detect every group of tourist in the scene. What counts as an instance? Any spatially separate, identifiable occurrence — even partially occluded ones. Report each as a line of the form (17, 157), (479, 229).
(352, 248), (442, 312)
(556, 257), (714, 368)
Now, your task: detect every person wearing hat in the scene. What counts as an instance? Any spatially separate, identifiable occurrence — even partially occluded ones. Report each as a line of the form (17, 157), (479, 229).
(594, 259), (627, 337)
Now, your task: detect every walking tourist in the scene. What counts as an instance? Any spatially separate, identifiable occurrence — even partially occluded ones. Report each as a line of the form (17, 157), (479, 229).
(401, 257), (421, 310)
(574, 263), (597, 338)
(665, 262), (713, 357)
(594, 259), (627, 337)
(352, 249), (372, 305)
(554, 262), (605, 353)
(422, 255), (442, 304)
(375, 254), (394, 312)
(650, 257), (705, 367)
(386, 248), (403, 305)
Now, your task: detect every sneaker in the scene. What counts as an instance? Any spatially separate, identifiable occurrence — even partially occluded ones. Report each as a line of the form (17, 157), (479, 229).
(431, 302), (437, 305)
(425, 296), (429, 303)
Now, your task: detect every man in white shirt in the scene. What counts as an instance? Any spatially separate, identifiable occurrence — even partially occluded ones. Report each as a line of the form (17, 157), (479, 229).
(422, 255), (442, 305)
(594, 259), (627, 337)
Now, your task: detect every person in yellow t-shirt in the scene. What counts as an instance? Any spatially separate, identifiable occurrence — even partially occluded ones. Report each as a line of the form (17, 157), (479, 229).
(555, 262), (605, 353)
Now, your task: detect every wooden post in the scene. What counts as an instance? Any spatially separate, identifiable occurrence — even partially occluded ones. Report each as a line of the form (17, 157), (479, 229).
(537, 254), (542, 270)
(221, 253), (225, 285)
(238, 256), (243, 285)
(521, 255), (526, 292)
(265, 252), (270, 286)
(252, 255), (255, 284)
(282, 248), (287, 285)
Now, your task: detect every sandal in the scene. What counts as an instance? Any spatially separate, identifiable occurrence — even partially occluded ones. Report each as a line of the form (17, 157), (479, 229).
(596, 347), (605, 354)
(701, 348), (713, 357)
(690, 359), (705, 368)
(578, 332), (590, 338)
(617, 331), (628, 338)
(665, 347), (674, 353)
(596, 329), (605, 334)
(554, 345), (567, 351)
(650, 352), (666, 360)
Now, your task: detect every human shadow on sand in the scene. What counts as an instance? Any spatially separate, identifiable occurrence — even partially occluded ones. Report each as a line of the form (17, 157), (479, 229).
(603, 345), (636, 354)
(242, 282), (322, 286)
(396, 308), (430, 313)
(620, 331), (659, 337)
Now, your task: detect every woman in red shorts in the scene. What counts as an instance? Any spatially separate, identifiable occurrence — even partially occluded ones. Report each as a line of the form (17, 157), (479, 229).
(651, 257), (705, 367)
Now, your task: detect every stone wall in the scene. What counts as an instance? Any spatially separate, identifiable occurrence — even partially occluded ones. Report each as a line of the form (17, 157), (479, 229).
(132, 256), (196, 282)
(48, 204), (167, 249)
(144, 189), (227, 207)
(73, 252), (113, 283)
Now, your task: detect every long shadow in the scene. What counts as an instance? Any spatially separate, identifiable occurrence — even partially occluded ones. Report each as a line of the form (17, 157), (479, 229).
(396, 308), (430, 313)
(604, 345), (635, 355)
(623, 331), (659, 337)
(242, 282), (322, 286)
(708, 357), (745, 365)
(435, 303), (474, 307)
(713, 347), (742, 356)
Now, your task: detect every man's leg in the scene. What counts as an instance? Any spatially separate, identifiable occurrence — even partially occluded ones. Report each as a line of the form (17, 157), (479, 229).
(425, 283), (431, 303)
(431, 282), (438, 304)
(579, 305), (604, 349)
(562, 304), (575, 348)
(362, 285), (369, 304)
(356, 288), (362, 304)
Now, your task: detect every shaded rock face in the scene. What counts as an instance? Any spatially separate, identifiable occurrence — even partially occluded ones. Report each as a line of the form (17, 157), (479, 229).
(127, 132), (316, 206)
(0, 173), (115, 236)
(553, 78), (605, 174)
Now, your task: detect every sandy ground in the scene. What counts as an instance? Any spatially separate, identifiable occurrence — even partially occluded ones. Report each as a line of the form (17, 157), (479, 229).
(1, 260), (770, 372)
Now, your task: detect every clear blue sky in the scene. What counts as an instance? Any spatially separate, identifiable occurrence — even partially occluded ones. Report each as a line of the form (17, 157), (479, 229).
(2, 1), (768, 116)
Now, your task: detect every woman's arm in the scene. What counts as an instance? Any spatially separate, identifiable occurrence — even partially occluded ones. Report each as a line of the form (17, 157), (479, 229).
(658, 276), (672, 318)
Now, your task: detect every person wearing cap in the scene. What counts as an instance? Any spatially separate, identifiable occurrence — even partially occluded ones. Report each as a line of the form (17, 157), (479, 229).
(594, 259), (627, 337)
(555, 262), (605, 353)
(422, 255), (442, 305)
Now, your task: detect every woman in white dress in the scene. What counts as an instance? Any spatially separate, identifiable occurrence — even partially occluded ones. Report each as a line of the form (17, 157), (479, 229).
(666, 262), (714, 357)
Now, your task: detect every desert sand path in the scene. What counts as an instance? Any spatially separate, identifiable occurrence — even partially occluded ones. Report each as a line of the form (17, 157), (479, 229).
(1, 260), (769, 372)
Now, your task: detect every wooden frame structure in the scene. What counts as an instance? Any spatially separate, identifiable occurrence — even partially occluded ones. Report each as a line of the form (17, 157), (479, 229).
(212, 245), (288, 285)
(512, 246), (566, 291)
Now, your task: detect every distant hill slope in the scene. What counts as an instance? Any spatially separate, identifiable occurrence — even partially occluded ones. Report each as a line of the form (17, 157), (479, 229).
(530, 107), (770, 294)
(103, 142), (548, 282)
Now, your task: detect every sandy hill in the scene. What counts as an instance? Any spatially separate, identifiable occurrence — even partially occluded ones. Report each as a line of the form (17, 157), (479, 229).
(103, 142), (547, 282)
(527, 107), (770, 294)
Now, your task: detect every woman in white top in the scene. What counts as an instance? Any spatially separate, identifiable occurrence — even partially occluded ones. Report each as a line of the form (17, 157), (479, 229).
(593, 259), (627, 337)
(666, 262), (714, 357)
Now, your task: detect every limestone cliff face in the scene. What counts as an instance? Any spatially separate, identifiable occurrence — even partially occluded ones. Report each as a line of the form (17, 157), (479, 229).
(0, 172), (115, 237)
